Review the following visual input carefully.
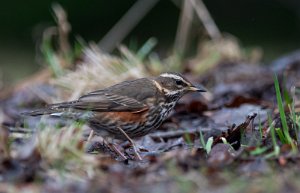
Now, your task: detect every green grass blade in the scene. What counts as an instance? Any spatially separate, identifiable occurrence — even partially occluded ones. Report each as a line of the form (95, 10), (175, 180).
(289, 86), (299, 142)
(275, 128), (287, 144)
(273, 74), (292, 144)
(258, 114), (263, 145)
(205, 137), (213, 154)
(282, 76), (292, 105)
(137, 38), (157, 60)
(265, 114), (280, 158)
(199, 129), (206, 149)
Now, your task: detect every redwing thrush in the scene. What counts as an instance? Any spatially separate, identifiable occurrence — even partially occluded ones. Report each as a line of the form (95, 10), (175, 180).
(23, 72), (206, 159)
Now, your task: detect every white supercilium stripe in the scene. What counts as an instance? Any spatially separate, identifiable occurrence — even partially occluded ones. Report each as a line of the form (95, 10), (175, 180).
(160, 73), (184, 81)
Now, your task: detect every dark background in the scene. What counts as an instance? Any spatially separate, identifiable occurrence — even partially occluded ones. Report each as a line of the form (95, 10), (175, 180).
(1, 0), (300, 84)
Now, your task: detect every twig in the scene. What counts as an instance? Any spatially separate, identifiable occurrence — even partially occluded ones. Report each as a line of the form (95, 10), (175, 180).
(174, 0), (194, 54)
(189, 0), (222, 41)
(52, 3), (71, 57)
(150, 127), (211, 140)
(98, 0), (159, 52)
(8, 127), (34, 134)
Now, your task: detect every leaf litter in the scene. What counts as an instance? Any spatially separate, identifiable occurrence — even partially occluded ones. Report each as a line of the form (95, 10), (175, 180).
(1, 41), (300, 193)
(1, 3), (300, 193)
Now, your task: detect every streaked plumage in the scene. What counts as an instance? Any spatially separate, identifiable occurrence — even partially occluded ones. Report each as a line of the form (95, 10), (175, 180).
(23, 72), (206, 139)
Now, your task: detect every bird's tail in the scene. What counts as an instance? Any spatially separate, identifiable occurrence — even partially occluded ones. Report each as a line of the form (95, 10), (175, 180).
(21, 108), (59, 116)
(21, 101), (80, 117)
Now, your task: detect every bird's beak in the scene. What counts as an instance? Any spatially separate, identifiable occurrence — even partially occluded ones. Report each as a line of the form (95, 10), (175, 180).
(189, 85), (207, 92)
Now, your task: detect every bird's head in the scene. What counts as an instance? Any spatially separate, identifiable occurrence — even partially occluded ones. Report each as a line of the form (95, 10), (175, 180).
(153, 72), (206, 100)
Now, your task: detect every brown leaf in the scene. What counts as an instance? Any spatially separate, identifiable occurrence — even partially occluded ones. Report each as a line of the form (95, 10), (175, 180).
(207, 143), (235, 168)
(212, 113), (257, 149)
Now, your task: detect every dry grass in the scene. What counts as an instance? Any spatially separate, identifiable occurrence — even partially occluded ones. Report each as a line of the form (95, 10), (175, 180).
(36, 124), (97, 177)
(51, 45), (149, 101)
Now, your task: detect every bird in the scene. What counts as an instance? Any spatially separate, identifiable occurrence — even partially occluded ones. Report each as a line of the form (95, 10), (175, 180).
(23, 72), (206, 160)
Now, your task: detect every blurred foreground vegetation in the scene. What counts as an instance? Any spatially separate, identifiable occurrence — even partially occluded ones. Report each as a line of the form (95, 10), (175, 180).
(1, 0), (300, 85)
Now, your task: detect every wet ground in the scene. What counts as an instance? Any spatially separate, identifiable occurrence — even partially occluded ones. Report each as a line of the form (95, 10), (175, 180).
(0, 49), (300, 193)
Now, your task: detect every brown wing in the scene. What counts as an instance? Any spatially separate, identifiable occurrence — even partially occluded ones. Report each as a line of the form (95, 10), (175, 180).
(48, 90), (148, 112)
(22, 78), (157, 116)
(51, 78), (158, 113)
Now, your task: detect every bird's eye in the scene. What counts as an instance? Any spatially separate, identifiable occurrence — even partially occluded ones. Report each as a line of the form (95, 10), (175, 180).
(175, 79), (184, 85)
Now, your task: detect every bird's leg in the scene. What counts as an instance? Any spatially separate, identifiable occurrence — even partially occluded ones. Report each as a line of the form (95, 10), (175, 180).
(103, 137), (128, 161)
(87, 130), (94, 141)
(116, 127), (142, 161)
(107, 142), (127, 161)
(85, 135), (127, 161)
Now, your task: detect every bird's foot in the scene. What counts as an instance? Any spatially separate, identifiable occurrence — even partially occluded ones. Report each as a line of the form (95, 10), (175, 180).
(108, 143), (128, 161)
(85, 135), (128, 161)
(116, 127), (143, 161)
(126, 142), (143, 161)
